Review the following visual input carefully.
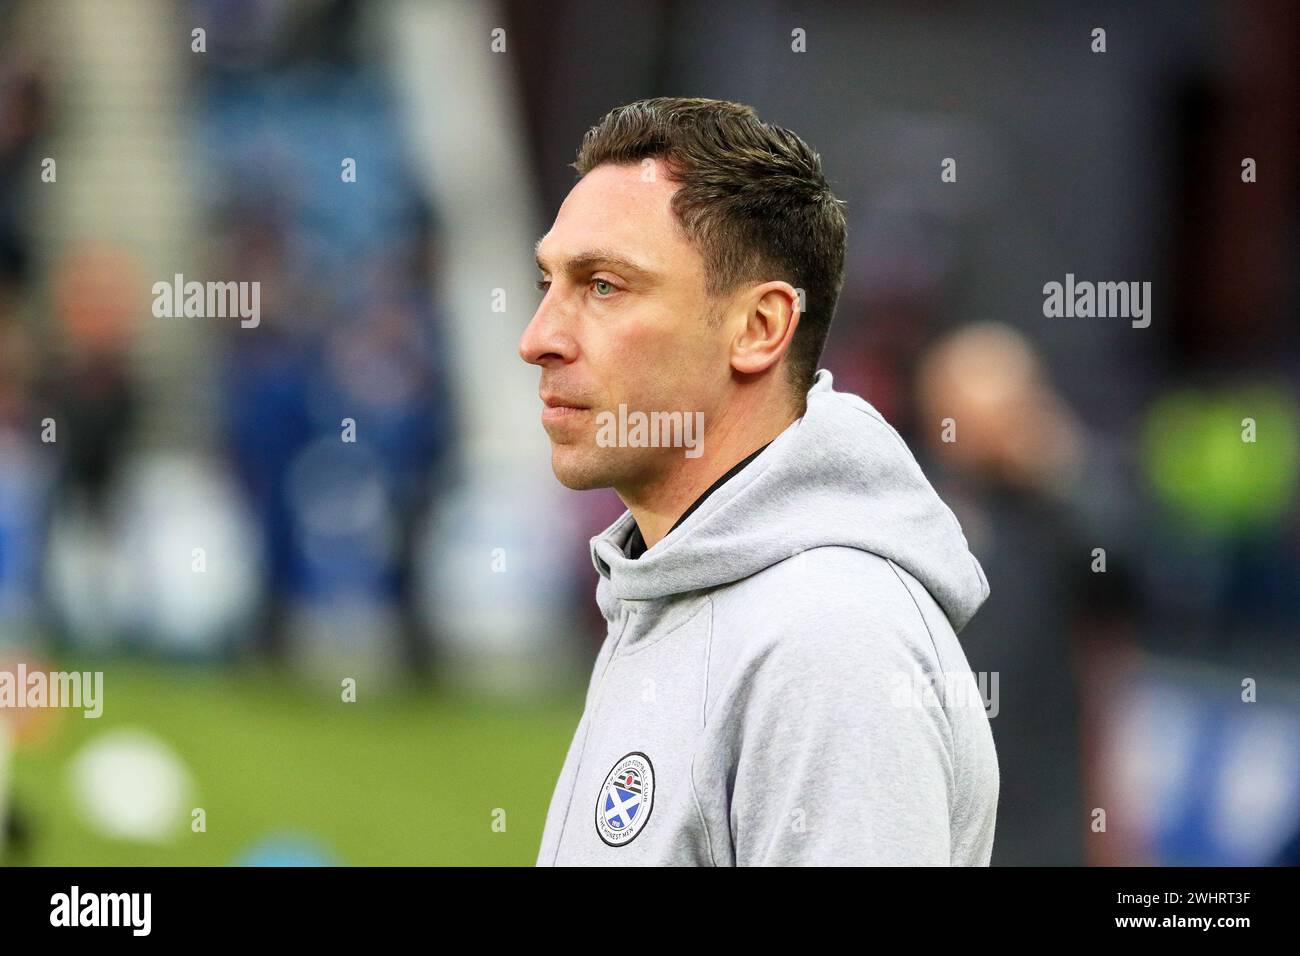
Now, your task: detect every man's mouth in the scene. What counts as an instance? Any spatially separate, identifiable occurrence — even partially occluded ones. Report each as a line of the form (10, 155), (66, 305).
(541, 393), (590, 424)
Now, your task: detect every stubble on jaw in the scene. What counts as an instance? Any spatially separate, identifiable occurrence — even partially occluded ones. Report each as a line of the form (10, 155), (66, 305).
(548, 435), (675, 495)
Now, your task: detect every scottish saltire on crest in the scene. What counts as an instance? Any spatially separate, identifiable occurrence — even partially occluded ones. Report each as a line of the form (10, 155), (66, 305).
(595, 752), (655, 846)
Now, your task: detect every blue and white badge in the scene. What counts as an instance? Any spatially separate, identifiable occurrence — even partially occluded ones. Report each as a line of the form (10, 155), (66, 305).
(595, 752), (655, 846)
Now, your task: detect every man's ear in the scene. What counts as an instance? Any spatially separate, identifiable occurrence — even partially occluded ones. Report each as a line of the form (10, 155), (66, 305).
(730, 281), (800, 376)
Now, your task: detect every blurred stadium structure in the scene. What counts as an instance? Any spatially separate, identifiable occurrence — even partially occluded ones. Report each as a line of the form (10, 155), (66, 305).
(0, 0), (1296, 865)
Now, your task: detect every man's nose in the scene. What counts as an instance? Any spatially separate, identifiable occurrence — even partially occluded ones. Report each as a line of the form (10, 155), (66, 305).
(518, 295), (575, 367)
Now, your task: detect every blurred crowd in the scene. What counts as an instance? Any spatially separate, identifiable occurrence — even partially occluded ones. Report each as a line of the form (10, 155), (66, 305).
(1, 1), (456, 678)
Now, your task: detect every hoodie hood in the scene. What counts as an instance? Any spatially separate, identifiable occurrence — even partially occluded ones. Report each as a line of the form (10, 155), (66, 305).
(590, 369), (990, 632)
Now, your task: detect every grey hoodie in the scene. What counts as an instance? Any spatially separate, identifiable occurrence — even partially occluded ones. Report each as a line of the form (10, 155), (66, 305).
(537, 369), (999, 865)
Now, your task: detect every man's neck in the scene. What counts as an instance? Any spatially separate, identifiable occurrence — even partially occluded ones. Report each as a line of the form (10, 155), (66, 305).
(617, 392), (801, 550)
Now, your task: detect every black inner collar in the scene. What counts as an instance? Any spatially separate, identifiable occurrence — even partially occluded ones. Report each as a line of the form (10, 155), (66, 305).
(625, 440), (773, 559)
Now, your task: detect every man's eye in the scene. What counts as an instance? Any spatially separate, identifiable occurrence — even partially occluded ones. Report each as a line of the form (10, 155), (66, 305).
(592, 279), (617, 296)
(535, 279), (550, 292)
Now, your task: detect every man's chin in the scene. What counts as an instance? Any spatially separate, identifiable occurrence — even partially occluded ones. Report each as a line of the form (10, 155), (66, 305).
(549, 446), (619, 491)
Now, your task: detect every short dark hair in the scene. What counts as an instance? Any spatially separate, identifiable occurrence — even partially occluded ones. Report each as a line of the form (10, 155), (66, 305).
(572, 97), (847, 395)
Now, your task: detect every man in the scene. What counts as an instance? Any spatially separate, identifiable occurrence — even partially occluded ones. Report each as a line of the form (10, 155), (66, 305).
(520, 97), (998, 865)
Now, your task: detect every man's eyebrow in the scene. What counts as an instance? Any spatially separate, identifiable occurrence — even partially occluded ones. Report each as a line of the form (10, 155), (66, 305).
(534, 245), (658, 282)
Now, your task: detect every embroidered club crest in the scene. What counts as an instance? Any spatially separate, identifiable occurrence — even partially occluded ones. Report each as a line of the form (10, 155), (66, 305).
(595, 752), (655, 846)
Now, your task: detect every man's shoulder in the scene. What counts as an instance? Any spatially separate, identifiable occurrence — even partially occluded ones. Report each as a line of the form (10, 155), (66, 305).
(704, 546), (942, 674)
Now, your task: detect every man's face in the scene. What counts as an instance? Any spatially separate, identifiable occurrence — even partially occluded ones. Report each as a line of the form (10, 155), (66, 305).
(520, 160), (729, 492)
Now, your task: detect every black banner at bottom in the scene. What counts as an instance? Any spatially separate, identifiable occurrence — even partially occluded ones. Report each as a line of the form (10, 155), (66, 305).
(0, 865), (1288, 941)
